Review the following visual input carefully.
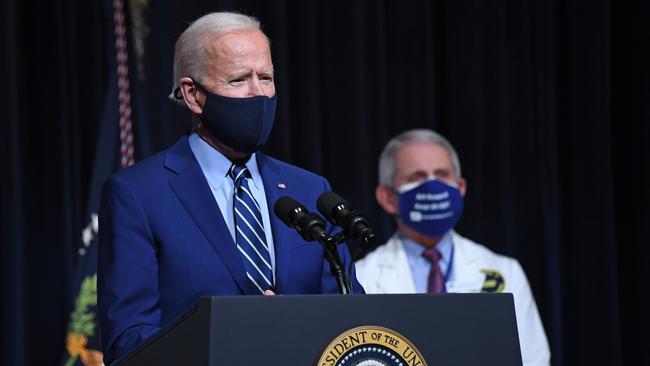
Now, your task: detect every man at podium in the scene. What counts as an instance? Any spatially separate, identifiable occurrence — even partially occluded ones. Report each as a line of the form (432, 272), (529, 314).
(97, 12), (362, 365)
(355, 129), (550, 366)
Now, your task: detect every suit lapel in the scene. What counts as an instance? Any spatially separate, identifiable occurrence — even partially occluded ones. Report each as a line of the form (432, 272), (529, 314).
(447, 232), (485, 293)
(164, 136), (255, 295)
(256, 153), (295, 292)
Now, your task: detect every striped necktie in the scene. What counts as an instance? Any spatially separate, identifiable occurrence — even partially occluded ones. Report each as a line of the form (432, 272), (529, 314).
(229, 164), (274, 293)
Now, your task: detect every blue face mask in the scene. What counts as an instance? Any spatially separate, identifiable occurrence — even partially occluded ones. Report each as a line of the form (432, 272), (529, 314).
(397, 178), (464, 238)
(199, 85), (277, 154)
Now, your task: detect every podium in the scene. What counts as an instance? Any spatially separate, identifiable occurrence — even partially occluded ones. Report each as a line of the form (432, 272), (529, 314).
(113, 293), (522, 365)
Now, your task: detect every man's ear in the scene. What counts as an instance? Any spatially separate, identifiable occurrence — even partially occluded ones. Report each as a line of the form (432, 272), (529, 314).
(458, 177), (467, 197)
(376, 185), (399, 215)
(179, 77), (204, 114)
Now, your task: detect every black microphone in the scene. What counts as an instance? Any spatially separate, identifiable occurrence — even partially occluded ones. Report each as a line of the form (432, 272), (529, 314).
(274, 195), (351, 294)
(317, 191), (378, 247)
(274, 196), (329, 242)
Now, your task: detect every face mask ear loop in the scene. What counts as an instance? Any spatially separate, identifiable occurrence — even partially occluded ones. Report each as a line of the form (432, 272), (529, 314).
(175, 78), (208, 100)
(191, 79), (209, 95)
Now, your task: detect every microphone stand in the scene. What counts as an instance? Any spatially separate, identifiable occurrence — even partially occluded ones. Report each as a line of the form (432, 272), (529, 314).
(317, 232), (350, 294)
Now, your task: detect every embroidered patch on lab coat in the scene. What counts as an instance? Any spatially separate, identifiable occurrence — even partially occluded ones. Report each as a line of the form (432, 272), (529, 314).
(480, 269), (505, 293)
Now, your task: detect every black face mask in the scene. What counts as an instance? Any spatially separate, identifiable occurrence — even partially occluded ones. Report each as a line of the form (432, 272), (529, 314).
(192, 83), (277, 154)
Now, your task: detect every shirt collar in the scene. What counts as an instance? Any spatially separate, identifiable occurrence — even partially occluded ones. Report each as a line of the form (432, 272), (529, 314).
(401, 230), (454, 263)
(244, 153), (262, 189)
(188, 132), (261, 190)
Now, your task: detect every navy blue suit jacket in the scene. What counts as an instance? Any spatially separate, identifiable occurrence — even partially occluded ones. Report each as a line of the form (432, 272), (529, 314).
(98, 136), (363, 364)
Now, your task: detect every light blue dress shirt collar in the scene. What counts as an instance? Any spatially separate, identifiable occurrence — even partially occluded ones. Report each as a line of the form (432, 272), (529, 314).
(401, 230), (454, 293)
(188, 133), (263, 191)
(188, 132), (276, 276)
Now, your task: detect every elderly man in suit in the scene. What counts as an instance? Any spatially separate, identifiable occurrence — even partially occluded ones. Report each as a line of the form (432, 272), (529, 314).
(98, 12), (362, 364)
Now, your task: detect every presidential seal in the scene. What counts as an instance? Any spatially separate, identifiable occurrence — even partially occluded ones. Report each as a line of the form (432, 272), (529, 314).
(317, 326), (427, 366)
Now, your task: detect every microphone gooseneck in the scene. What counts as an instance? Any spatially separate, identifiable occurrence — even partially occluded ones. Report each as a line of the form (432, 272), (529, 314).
(273, 196), (350, 294)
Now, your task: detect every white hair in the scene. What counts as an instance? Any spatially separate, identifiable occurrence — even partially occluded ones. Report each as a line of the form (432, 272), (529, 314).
(168, 12), (265, 104)
(378, 129), (462, 187)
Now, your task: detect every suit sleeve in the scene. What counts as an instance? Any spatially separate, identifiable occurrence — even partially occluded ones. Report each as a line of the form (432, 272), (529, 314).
(510, 260), (551, 366)
(98, 176), (161, 365)
(318, 178), (366, 294)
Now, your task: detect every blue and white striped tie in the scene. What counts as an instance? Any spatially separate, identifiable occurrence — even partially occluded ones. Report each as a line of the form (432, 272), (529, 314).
(229, 164), (274, 294)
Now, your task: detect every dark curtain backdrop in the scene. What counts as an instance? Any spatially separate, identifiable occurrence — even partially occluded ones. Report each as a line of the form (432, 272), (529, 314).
(2, 0), (648, 365)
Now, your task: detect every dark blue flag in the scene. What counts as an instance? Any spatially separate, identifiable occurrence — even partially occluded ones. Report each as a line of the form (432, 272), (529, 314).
(63, 1), (150, 365)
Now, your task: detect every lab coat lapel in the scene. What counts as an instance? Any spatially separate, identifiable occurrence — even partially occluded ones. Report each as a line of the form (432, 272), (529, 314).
(446, 231), (485, 293)
(377, 234), (417, 293)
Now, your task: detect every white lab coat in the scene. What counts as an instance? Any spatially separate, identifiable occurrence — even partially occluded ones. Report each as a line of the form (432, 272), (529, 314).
(356, 231), (550, 366)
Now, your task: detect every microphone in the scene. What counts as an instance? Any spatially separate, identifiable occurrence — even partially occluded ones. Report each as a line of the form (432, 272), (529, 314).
(273, 196), (329, 242)
(274, 195), (351, 294)
(317, 191), (378, 247)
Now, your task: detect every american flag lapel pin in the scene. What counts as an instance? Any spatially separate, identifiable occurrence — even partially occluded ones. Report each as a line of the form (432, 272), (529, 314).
(277, 182), (286, 189)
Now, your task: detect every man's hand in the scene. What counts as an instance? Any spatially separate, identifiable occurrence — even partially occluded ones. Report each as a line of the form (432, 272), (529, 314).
(264, 289), (276, 296)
